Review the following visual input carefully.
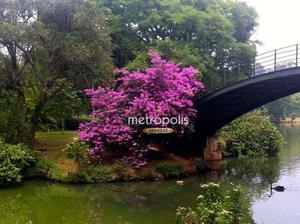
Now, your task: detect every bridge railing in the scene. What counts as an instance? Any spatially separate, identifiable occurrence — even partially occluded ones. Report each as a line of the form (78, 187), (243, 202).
(254, 44), (300, 76)
(204, 44), (300, 92)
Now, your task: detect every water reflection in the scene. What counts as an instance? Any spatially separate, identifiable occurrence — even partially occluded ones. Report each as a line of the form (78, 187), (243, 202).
(251, 124), (300, 224)
(0, 179), (201, 224)
(268, 182), (285, 198)
(0, 124), (300, 223)
(223, 156), (281, 198)
(0, 175), (256, 224)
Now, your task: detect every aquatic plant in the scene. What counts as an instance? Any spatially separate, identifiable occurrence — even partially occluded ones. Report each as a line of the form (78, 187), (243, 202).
(176, 183), (243, 224)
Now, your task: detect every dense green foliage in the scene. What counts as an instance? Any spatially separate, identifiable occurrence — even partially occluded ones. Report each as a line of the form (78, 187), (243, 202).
(24, 158), (63, 181)
(220, 111), (285, 157)
(176, 183), (244, 224)
(40, 81), (82, 132)
(0, 0), (259, 145)
(64, 138), (90, 165)
(98, 0), (257, 89)
(76, 163), (131, 183)
(0, 91), (29, 143)
(265, 94), (300, 122)
(0, 0), (112, 144)
(0, 140), (34, 186)
(155, 162), (184, 178)
(25, 157), (128, 184)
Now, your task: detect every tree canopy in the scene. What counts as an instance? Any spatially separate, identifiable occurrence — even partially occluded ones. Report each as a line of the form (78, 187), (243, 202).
(0, 0), (259, 145)
(0, 0), (112, 143)
(98, 0), (258, 89)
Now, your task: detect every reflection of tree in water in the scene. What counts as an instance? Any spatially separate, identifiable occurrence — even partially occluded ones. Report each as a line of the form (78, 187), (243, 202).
(0, 194), (31, 224)
(199, 159), (274, 224)
(222, 156), (281, 198)
(0, 154), (284, 224)
(0, 180), (192, 224)
(0, 181), (103, 224)
(84, 181), (186, 213)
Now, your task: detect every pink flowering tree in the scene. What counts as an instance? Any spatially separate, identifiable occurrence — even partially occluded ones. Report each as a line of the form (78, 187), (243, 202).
(79, 51), (204, 167)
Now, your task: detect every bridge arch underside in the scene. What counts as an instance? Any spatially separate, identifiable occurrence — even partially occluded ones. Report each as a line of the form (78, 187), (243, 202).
(195, 67), (300, 139)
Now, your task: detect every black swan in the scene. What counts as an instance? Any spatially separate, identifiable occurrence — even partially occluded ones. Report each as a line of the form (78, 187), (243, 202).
(268, 183), (285, 197)
(272, 185), (285, 192)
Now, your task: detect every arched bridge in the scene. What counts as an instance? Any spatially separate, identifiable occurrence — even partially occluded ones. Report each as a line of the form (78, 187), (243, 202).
(195, 44), (300, 139)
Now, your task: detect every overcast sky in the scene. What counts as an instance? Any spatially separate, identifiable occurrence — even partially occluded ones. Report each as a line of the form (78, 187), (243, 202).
(243, 0), (300, 54)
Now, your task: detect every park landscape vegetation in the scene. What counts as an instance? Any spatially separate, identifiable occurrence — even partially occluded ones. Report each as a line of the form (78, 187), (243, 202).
(0, 0), (288, 222)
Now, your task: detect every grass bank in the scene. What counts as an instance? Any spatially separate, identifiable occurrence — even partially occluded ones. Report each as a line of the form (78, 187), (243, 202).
(29, 131), (205, 184)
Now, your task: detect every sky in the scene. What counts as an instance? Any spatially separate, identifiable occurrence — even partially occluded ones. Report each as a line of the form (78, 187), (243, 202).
(243, 0), (300, 54)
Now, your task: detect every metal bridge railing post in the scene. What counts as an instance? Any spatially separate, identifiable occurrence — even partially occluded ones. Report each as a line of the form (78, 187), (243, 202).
(238, 64), (240, 81)
(253, 57), (256, 76)
(223, 69), (226, 87)
(274, 49), (277, 72)
(296, 44), (299, 67)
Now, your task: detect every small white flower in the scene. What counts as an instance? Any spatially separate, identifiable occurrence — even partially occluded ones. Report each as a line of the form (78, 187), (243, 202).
(196, 195), (204, 200)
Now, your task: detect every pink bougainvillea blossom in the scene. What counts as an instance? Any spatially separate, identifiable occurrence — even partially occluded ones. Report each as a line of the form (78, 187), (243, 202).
(79, 50), (205, 167)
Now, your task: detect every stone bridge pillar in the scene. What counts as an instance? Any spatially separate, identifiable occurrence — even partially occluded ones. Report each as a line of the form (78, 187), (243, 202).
(203, 135), (222, 161)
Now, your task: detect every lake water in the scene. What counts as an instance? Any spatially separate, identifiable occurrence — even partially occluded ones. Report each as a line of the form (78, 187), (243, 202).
(0, 124), (299, 224)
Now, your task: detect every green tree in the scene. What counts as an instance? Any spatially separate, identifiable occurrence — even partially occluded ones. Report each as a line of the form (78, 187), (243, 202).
(41, 80), (82, 133)
(0, 0), (112, 144)
(265, 96), (298, 122)
(0, 91), (28, 143)
(98, 0), (257, 90)
(220, 111), (285, 157)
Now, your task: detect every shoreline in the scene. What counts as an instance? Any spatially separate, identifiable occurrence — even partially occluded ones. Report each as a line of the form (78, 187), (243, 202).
(23, 154), (207, 185)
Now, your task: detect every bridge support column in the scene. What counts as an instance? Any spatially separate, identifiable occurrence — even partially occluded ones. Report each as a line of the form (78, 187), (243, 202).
(203, 135), (222, 161)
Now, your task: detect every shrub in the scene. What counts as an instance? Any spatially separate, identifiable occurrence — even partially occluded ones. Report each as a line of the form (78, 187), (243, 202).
(0, 140), (35, 186)
(63, 172), (89, 183)
(0, 91), (30, 144)
(24, 158), (63, 181)
(220, 111), (285, 157)
(80, 163), (126, 183)
(79, 51), (204, 167)
(65, 162), (133, 183)
(63, 138), (90, 165)
(155, 162), (184, 178)
(176, 183), (243, 224)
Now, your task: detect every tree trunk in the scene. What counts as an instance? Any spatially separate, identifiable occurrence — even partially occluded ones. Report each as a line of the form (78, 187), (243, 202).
(28, 92), (50, 146)
(61, 118), (65, 134)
